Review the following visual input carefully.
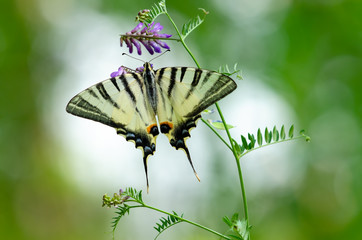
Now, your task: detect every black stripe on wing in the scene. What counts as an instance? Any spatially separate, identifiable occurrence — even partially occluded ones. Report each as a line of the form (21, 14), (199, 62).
(167, 67), (177, 97)
(119, 74), (137, 104)
(66, 95), (125, 129)
(89, 89), (99, 98)
(191, 68), (202, 86)
(156, 68), (166, 85)
(180, 67), (187, 82)
(131, 72), (144, 90)
(186, 74), (237, 117)
(110, 77), (120, 92)
(185, 70), (213, 100)
(96, 83), (120, 109)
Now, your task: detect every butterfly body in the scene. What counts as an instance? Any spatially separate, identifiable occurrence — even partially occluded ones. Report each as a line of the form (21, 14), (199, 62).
(66, 62), (237, 190)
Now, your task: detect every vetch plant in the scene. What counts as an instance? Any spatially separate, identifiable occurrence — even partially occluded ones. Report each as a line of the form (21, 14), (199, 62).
(120, 22), (172, 55)
(99, 1), (310, 239)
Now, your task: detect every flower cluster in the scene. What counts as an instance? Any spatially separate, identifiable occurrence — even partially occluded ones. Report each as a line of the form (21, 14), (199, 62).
(102, 189), (130, 208)
(135, 9), (151, 23)
(120, 22), (172, 55)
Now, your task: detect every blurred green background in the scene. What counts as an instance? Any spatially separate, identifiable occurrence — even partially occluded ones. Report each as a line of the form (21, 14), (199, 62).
(1, 0), (361, 239)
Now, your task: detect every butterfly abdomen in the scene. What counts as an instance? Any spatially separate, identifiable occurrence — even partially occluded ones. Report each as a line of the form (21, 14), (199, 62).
(143, 62), (158, 114)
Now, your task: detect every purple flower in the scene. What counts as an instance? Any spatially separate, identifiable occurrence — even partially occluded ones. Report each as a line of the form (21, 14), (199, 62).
(154, 39), (170, 49)
(120, 22), (172, 55)
(110, 66), (126, 77)
(131, 38), (142, 55)
(129, 22), (143, 34)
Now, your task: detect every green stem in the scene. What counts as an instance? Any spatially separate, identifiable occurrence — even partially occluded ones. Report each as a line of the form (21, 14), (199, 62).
(143, 204), (231, 240)
(240, 135), (308, 159)
(164, 12), (200, 68)
(214, 104), (249, 226)
(201, 118), (232, 151)
(120, 34), (181, 42)
(165, 9), (250, 235)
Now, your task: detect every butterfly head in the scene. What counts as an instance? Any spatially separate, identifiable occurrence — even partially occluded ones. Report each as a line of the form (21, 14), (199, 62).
(135, 62), (154, 74)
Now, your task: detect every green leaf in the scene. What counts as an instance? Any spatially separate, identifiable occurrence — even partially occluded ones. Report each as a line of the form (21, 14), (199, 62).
(300, 129), (311, 142)
(153, 211), (184, 239)
(144, 0), (167, 24)
(268, 131), (273, 143)
(231, 213), (239, 222)
(257, 128), (263, 146)
(288, 125), (294, 138)
(240, 144), (245, 153)
(202, 109), (214, 114)
(217, 63), (242, 79)
(241, 135), (248, 149)
(138, 191), (143, 202)
(208, 120), (234, 130)
(280, 125), (286, 140)
(223, 214), (250, 240)
(229, 234), (243, 240)
(181, 8), (208, 40)
(234, 63), (243, 80)
(112, 204), (131, 232)
(272, 126), (279, 141)
(223, 216), (232, 227)
(248, 133), (255, 149)
(264, 127), (270, 143)
(232, 138), (242, 156)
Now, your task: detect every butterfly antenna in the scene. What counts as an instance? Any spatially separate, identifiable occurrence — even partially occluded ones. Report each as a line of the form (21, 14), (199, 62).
(149, 49), (170, 63)
(122, 53), (146, 63)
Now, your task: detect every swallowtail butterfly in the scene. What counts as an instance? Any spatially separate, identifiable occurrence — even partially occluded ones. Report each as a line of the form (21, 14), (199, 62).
(66, 63), (237, 190)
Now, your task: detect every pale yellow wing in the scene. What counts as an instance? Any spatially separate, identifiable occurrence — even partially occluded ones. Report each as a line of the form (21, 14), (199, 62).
(66, 73), (159, 189)
(154, 67), (237, 179)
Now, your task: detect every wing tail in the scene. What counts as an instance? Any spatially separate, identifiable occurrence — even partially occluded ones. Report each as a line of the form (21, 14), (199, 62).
(183, 147), (201, 182)
(160, 115), (201, 181)
(117, 126), (158, 193)
(143, 155), (150, 193)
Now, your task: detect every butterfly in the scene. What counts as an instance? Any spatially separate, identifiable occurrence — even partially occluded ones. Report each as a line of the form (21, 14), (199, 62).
(66, 62), (237, 190)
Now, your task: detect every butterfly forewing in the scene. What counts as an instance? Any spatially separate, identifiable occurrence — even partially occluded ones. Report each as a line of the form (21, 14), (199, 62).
(156, 67), (236, 116)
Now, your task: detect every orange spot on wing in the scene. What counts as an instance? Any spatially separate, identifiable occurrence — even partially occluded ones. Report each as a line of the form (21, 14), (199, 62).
(146, 123), (158, 134)
(160, 121), (173, 129)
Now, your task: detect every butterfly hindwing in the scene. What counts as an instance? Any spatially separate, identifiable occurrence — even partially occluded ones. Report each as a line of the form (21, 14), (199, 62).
(66, 72), (159, 187)
(154, 67), (237, 179)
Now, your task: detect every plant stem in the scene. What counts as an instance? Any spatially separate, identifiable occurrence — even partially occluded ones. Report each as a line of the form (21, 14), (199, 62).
(201, 118), (232, 151)
(120, 34), (181, 42)
(240, 135), (309, 158)
(214, 103), (249, 226)
(143, 204), (231, 240)
(165, 9), (250, 235)
(164, 12), (200, 68)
